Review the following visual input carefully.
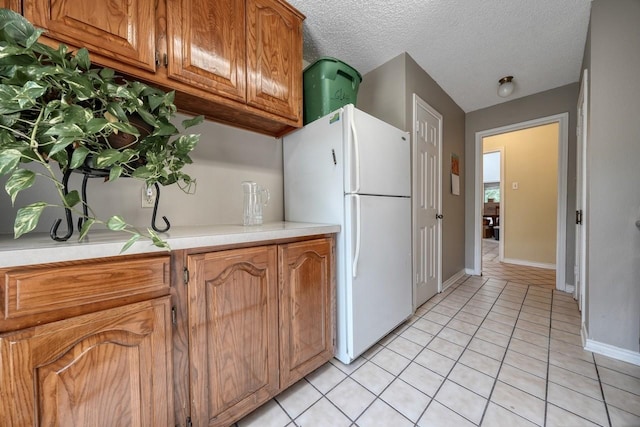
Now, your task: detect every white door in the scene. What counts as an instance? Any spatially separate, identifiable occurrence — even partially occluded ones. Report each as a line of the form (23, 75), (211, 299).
(413, 95), (442, 308)
(575, 70), (588, 317)
(344, 194), (412, 361)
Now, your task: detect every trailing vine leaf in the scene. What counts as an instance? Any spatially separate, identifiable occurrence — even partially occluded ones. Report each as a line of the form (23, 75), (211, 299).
(109, 165), (122, 182)
(148, 229), (171, 250)
(14, 202), (47, 238)
(5, 168), (35, 204)
(0, 148), (21, 175)
(69, 146), (90, 169)
(78, 218), (95, 241)
(120, 233), (142, 253)
(106, 215), (127, 231)
(64, 190), (81, 208)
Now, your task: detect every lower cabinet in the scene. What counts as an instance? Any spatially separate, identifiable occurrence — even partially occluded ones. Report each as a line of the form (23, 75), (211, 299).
(185, 237), (334, 426)
(0, 296), (174, 426)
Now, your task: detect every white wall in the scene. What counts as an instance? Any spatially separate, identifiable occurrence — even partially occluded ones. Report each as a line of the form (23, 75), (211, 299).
(0, 114), (284, 236)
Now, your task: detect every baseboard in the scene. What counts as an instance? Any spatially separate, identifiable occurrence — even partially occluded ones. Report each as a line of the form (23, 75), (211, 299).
(502, 258), (556, 270)
(565, 283), (575, 293)
(585, 336), (640, 366)
(442, 269), (467, 291)
(581, 322), (588, 348)
(465, 268), (478, 276)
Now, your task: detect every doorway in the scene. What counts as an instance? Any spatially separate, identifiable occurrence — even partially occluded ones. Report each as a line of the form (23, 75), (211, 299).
(473, 113), (569, 291)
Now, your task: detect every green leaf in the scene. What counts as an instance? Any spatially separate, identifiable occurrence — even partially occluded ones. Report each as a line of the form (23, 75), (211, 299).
(69, 146), (90, 169)
(5, 169), (35, 204)
(47, 137), (75, 157)
(120, 233), (141, 253)
(75, 48), (91, 70)
(0, 148), (21, 175)
(109, 165), (122, 182)
(148, 229), (171, 251)
(106, 102), (127, 121)
(110, 121), (140, 136)
(64, 190), (81, 208)
(85, 118), (109, 134)
(106, 215), (128, 231)
(0, 9), (42, 47)
(43, 123), (84, 138)
(131, 164), (155, 179)
(182, 115), (204, 129)
(95, 149), (122, 168)
(154, 121), (178, 136)
(14, 202), (47, 238)
(78, 217), (96, 241)
(99, 67), (115, 80)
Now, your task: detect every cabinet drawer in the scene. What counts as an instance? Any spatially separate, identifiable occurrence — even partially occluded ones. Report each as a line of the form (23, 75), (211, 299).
(1, 255), (170, 331)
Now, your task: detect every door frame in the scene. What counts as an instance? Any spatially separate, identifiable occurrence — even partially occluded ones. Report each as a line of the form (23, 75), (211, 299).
(412, 94), (442, 309)
(473, 113), (569, 291)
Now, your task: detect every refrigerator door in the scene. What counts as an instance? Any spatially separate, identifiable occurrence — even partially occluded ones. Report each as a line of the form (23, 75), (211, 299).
(344, 105), (411, 197)
(283, 110), (345, 225)
(342, 193), (412, 361)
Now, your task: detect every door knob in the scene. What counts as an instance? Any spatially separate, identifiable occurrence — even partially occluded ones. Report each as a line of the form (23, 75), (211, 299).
(436, 214), (444, 219)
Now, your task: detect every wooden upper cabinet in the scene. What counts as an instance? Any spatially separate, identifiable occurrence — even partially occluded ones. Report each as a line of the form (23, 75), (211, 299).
(246, 0), (303, 121)
(187, 246), (279, 427)
(167, 0), (246, 102)
(1, 0), (20, 12)
(23, 0), (157, 72)
(278, 238), (334, 389)
(0, 297), (174, 426)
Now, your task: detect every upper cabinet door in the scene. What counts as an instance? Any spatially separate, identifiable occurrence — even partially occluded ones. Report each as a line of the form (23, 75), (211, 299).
(246, 0), (303, 122)
(23, 0), (157, 72)
(166, 0), (246, 102)
(1, 0), (20, 12)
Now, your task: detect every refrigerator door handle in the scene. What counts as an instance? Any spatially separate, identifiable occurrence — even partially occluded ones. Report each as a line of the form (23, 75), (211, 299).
(350, 118), (361, 193)
(352, 194), (361, 278)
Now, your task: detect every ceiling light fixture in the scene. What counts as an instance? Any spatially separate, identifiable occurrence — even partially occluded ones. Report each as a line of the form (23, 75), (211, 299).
(497, 76), (514, 98)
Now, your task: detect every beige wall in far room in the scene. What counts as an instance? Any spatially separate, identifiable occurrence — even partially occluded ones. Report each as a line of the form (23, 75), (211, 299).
(483, 123), (558, 266)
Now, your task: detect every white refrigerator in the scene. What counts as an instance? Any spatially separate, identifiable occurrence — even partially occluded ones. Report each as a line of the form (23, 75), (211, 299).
(283, 104), (413, 364)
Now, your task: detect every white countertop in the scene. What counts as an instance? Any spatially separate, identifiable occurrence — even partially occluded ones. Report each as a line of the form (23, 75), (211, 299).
(0, 222), (340, 268)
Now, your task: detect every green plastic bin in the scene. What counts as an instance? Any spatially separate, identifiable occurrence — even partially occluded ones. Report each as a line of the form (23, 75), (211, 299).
(303, 57), (363, 124)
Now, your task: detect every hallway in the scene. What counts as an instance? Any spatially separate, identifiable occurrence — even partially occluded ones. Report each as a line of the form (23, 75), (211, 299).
(236, 255), (640, 426)
(482, 238), (556, 287)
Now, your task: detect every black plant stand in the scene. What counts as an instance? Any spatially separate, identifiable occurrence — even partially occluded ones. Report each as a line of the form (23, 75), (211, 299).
(50, 164), (170, 242)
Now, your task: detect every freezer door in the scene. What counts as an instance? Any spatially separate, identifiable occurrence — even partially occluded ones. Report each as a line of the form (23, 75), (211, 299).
(344, 106), (411, 197)
(343, 194), (412, 360)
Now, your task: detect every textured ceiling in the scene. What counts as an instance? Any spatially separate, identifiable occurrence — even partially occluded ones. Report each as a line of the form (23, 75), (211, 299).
(286, 0), (592, 112)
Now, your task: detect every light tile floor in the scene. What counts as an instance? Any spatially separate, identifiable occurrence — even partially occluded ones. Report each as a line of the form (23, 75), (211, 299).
(235, 244), (640, 427)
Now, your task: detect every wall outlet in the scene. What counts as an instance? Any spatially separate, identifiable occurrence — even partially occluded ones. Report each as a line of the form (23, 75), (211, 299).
(141, 184), (156, 208)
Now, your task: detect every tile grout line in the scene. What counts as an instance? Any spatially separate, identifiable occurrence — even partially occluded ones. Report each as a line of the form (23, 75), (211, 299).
(592, 350), (613, 427)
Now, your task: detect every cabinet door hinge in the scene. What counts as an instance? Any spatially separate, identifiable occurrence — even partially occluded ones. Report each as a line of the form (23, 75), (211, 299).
(183, 267), (189, 285)
(171, 306), (177, 326)
(186, 416), (192, 427)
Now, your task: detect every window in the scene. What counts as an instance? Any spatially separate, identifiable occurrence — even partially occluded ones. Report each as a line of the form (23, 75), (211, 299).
(484, 182), (500, 202)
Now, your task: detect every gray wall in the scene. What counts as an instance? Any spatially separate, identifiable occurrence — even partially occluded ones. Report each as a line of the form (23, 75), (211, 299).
(465, 84), (579, 284)
(358, 52), (467, 282)
(586, 0), (640, 352)
(0, 116), (284, 235)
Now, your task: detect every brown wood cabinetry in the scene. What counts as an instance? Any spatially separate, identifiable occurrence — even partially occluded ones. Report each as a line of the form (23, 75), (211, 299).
(187, 246), (279, 427)
(0, 253), (174, 426)
(22, 0), (304, 136)
(1, 0), (20, 11)
(183, 237), (334, 426)
(279, 238), (334, 389)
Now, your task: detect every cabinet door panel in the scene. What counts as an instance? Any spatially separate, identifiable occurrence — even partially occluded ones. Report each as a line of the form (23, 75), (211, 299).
(167, 0), (246, 101)
(188, 246), (278, 427)
(0, 297), (173, 426)
(24, 0), (156, 71)
(246, 0), (303, 121)
(1, 0), (20, 12)
(279, 238), (334, 388)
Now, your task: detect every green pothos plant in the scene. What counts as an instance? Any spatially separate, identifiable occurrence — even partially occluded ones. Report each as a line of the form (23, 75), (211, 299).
(0, 9), (203, 251)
